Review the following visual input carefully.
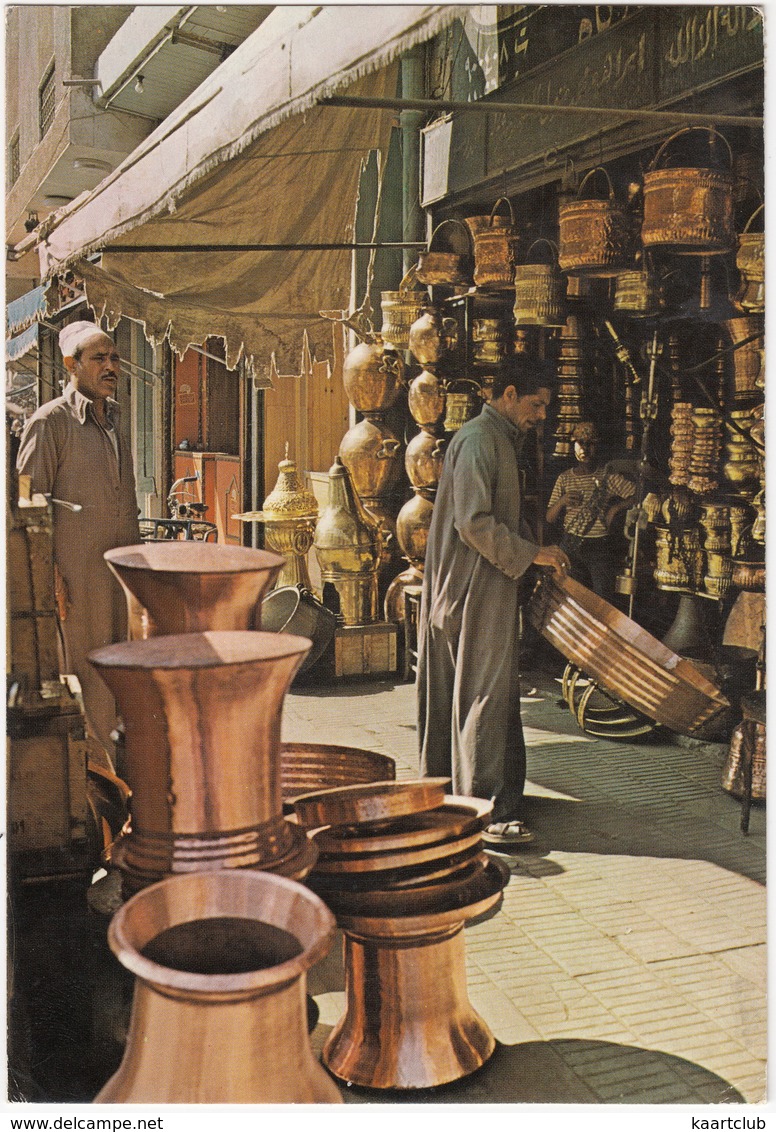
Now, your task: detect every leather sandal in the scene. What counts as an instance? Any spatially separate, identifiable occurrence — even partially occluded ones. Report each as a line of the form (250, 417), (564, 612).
(482, 819), (535, 846)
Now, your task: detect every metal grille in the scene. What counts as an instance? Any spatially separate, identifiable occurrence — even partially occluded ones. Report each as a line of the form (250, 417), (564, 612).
(8, 133), (20, 186)
(39, 63), (55, 138)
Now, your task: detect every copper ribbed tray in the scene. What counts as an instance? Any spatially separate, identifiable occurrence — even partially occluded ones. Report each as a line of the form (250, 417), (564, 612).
(317, 854), (490, 917)
(527, 574), (730, 736)
(311, 828), (483, 874)
(293, 779), (449, 828)
(312, 797), (491, 854)
(280, 743), (396, 804)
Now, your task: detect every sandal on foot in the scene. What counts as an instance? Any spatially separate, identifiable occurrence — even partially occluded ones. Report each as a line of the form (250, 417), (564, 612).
(482, 820), (534, 846)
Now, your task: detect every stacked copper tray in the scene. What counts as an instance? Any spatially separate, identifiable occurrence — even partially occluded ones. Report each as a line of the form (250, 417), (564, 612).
(294, 780), (509, 1090)
(528, 573), (730, 737)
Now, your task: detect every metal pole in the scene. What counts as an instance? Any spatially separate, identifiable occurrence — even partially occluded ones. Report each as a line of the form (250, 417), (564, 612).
(97, 241), (428, 255)
(319, 94), (763, 130)
(400, 45), (427, 275)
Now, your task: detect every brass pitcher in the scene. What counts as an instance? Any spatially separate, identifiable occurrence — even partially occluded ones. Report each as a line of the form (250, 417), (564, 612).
(95, 871), (341, 1103)
(408, 368), (446, 432)
(338, 417), (403, 502)
(380, 264), (427, 351)
(642, 127), (735, 255)
(513, 240), (566, 327)
(396, 489), (435, 570)
(342, 337), (405, 415)
(313, 457), (382, 625)
(408, 306), (459, 366)
(558, 166), (636, 276)
(472, 197), (520, 291)
(405, 430), (446, 493)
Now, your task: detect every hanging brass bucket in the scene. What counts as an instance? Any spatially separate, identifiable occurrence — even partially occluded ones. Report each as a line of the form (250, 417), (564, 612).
(614, 255), (664, 317)
(443, 379), (482, 432)
(514, 240), (566, 327)
(416, 219), (473, 287)
(472, 197), (520, 291)
(724, 317), (764, 401)
(736, 203), (764, 313)
(471, 318), (512, 364)
(558, 167), (636, 276)
(380, 264), (427, 351)
(642, 127), (735, 255)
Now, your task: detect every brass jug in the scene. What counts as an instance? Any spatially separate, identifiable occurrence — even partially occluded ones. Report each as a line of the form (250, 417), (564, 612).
(313, 457), (382, 626)
(95, 871), (341, 1103)
(408, 368), (446, 432)
(405, 430), (446, 493)
(342, 337), (405, 415)
(380, 264), (427, 351)
(396, 489), (435, 570)
(408, 307), (459, 366)
(338, 417), (403, 502)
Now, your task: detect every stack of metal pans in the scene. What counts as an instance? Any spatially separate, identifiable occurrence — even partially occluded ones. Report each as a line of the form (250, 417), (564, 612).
(293, 780), (509, 1090)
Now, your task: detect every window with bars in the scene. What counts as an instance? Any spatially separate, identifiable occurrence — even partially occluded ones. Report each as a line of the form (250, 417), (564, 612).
(39, 63), (56, 138)
(8, 132), (20, 186)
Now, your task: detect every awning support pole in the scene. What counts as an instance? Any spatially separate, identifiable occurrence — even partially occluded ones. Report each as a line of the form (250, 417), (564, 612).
(318, 94), (763, 131)
(93, 241), (428, 255)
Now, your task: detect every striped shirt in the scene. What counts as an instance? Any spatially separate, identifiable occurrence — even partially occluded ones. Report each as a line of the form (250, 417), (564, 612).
(548, 467), (635, 538)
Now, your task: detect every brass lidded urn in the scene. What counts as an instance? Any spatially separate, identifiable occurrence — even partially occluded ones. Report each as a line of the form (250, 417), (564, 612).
(95, 870), (341, 1103)
(252, 445), (319, 590)
(89, 630), (317, 894)
(313, 457), (382, 626)
(104, 542), (284, 640)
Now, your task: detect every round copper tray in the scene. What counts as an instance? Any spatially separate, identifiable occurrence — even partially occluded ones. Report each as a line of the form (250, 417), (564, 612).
(527, 574), (730, 736)
(293, 779), (450, 828)
(280, 742), (396, 805)
(312, 828), (483, 874)
(334, 855), (510, 937)
(312, 796), (491, 854)
(318, 854), (491, 917)
(308, 842), (482, 892)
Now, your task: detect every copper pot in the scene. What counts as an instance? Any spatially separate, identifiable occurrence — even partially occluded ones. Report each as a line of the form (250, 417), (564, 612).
(408, 368), (446, 431)
(405, 430), (446, 492)
(342, 339), (405, 415)
(95, 870), (341, 1103)
(408, 307), (459, 366)
(513, 240), (566, 327)
(89, 631), (316, 893)
(104, 543), (285, 641)
(416, 219), (473, 287)
(558, 167), (636, 276)
(396, 490), (435, 569)
(472, 197), (520, 291)
(338, 417), (403, 502)
(641, 127), (735, 255)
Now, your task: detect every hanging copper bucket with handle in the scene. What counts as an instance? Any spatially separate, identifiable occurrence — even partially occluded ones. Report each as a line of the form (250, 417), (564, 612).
(380, 263), (427, 351)
(472, 197), (520, 291)
(641, 126), (735, 255)
(416, 219), (473, 287)
(443, 379), (482, 432)
(558, 166), (636, 276)
(513, 239), (567, 327)
(614, 253), (665, 318)
(736, 203), (764, 313)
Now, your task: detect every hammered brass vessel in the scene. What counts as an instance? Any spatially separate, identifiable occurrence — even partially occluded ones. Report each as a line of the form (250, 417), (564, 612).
(558, 167), (636, 276)
(724, 317), (764, 401)
(396, 489), (435, 570)
(736, 204), (764, 312)
(405, 430), (446, 493)
(342, 338), (405, 415)
(513, 240), (566, 327)
(471, 197), (520, 291)
(416, 219), (473, 287)
(104, 543), (284, 640)
(313, 457), (382, 626)
(408, 307), (459, 366)
(89, 631), (317, 894)
(380, 264), (427, 351)
(408, 368), (446, 432)
(95, 870), (341, 1103)
(338, 417), (403, 501)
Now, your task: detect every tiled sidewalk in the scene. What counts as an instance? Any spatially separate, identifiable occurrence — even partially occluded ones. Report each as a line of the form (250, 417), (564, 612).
(282, 672), (767, 1105)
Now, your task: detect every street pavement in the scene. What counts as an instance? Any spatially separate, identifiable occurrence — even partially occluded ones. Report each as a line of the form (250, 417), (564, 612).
(282, 666), (767, 1106)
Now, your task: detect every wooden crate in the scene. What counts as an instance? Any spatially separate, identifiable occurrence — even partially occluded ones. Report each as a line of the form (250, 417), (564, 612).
(333, 622), (398, 678)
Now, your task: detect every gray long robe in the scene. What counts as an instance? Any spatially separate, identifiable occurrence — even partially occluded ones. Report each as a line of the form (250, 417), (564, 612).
(417, 402), (538, 820)
(16, 382), (140, 761)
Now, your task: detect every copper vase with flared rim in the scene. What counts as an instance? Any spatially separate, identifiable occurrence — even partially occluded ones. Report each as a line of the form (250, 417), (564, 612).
(90, 631), (316, 893)
(322, 855), (508, 1089)
(104, 543), (285, 640)
(95, 870), (342, 1103)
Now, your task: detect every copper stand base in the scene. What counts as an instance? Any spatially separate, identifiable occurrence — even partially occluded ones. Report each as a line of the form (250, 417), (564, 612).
(324, 924), (494, 1089)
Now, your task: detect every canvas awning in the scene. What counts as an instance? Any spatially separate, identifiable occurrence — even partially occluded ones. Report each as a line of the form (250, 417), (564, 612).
(21, 5), (457, 381)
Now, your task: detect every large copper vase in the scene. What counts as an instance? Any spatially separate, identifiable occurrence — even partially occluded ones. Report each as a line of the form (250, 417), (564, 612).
(104, 543), (285, 640)
(95, 871), (342, 1103)
(89, 631), (317, 892)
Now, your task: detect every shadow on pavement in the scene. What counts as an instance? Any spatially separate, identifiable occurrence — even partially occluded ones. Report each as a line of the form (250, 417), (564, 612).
(323, 1036), (744, 1104)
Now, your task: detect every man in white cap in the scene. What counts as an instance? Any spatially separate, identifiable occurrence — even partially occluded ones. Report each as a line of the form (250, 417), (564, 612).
(16, 320), (140, 767)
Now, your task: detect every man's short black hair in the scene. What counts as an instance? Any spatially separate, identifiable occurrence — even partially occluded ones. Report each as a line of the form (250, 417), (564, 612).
(489, 354), (556, 402)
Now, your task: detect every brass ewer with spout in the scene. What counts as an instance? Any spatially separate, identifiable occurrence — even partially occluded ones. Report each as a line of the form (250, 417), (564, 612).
(313, 457), (383, 626)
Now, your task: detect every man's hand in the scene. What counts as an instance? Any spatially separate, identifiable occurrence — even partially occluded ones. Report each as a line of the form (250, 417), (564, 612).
(533, 545), (571, 579)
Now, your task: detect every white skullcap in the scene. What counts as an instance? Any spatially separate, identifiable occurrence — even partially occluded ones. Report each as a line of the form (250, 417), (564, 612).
(58, 321), (107, 358)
